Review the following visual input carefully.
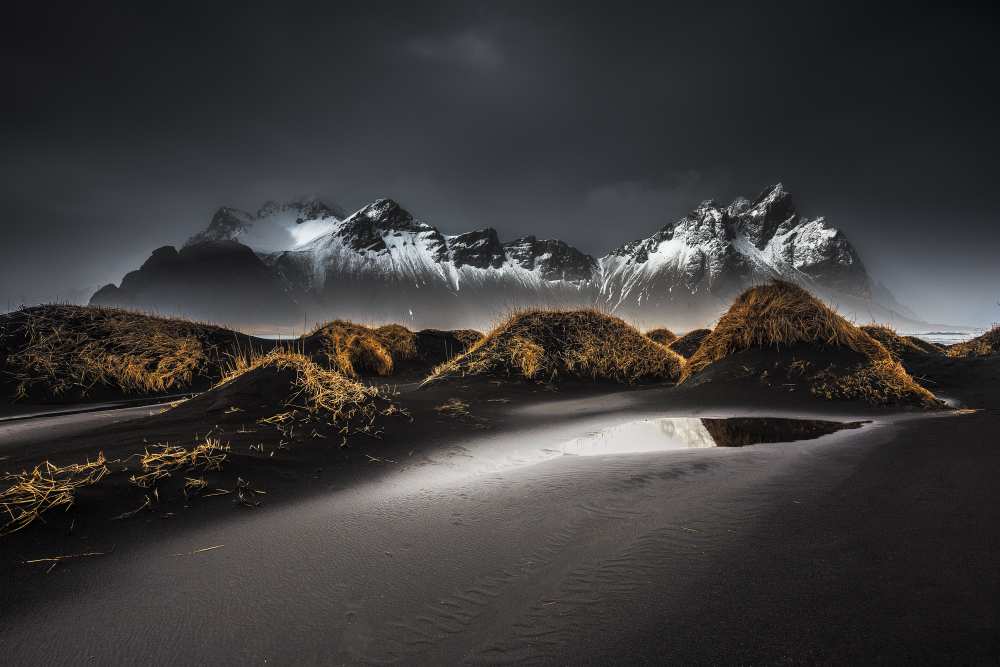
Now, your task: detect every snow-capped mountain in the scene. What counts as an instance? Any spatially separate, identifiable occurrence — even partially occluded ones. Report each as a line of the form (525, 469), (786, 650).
(91, 184), (920, 331)
(186, 197), (346, 253)
(596, 184), (895, 324)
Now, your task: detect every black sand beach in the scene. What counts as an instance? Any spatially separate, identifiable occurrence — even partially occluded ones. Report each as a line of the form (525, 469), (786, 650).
(2, 350), (999, 664)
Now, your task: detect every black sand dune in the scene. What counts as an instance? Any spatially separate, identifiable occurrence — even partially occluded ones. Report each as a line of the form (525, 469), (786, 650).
(1, 358), (997, 663)
(2, 287), (998, 664)
(681, 282), (938, 408)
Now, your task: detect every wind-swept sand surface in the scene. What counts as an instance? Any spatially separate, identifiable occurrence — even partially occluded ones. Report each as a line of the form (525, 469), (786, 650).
(2, 383), (997, 663)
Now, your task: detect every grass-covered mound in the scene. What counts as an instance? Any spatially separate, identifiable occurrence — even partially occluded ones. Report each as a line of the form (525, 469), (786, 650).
(860, 325), (941, 360)
(947, 326), (1000, 358)
(668, 328), (712, 358)
(425, 309), (684, 385)
(645, 328), (678, 346)
(302, 320), (482, 377)
(0, 304), (257, 401)
(303, 320), (405, 377)
(179, 349), (400, 442)
(681, 282), (938, 407)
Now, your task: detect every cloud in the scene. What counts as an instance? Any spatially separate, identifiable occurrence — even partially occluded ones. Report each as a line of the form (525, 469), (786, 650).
(406, 30), (503, 69)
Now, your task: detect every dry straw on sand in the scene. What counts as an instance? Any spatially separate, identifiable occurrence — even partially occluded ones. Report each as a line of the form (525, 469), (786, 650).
(1, 304), (233, 399)
(129, 439), (230, 488)
(0, 453), (110, 535)
(681, 281), (938, 406)
(426, 309), (685, 384)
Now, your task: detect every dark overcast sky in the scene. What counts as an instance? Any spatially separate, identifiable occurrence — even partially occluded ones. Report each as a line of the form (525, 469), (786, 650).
(3, 1), (999, 325)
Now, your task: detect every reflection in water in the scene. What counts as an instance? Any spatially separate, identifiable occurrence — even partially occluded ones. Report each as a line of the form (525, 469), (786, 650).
(559, 417), (867, 456)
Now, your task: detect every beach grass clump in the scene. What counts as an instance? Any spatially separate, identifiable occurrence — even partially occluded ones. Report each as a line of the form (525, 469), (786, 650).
(212, 349), (380, 421)
(129, 439), (230, 489)
(946, 325), (1000, 358)
(450, 329), (485, 349)
(681, 281), (938, 406)
(373, 324), (419, 362)
(668, 328), (712, 358)
(426, 309), (685, 385)
(860, 325), (940, 359)
(308, 320), (393, 377)
(0, 453), (109, 535)
(645, 328), (678, 346)
(0, 304), (235, 399)
(306, 320), (427, 377)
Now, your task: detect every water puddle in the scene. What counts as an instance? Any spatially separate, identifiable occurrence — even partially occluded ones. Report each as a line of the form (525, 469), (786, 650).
(558, 417), (867, 456)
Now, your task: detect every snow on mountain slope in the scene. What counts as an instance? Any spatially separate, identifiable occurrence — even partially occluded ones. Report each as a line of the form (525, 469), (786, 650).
(186, 197), (345, 253)
(595, 183), (875, 324)
(93, 184), (921, 331)
(270, 199), (595, 292)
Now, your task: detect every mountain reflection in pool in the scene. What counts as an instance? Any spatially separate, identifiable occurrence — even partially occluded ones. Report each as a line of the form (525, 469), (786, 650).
(558, 417), (867, 456)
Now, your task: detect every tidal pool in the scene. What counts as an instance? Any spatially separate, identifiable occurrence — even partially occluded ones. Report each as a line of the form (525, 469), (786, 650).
(558, 417), (868, 456)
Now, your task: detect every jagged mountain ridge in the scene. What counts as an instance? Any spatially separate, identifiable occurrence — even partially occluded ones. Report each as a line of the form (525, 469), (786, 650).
(186, 197), (347, 253)
(91, 184), (919, 330)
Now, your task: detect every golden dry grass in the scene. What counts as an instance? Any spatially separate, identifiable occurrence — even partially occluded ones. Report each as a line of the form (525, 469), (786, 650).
(217, 349), (382, 423)
(426, 309), (685, 385)
(681, 281), (937, 406)
(0, 453), (109, 535)
(129, 439), (230, 489)
(1, 304), (235, 399)
(684, 282), (886, 378)
(307, 320), (413, 377)
(947, 326), (1000, 358)
(373, 324), (419, 361)
(645, 328), (678, 346)
(451, 329), (485, 349)
(809, 359), (936, 404)
(860, 325), (940, 359)
(435, 398), (471, 416)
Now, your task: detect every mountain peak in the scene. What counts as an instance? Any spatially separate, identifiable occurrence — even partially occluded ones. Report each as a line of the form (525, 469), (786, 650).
(740, 182), (798, 248)
(256, 197), (343, 222)
(187, 198), (342, 252)
(350, 198), (422, 231)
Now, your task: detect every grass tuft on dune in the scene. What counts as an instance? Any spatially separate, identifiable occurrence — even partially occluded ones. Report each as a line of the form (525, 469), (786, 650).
(860, 325), (940, 359)
(217, 349), (383, 423)
(947, 325), (1000, 358)
(0, 304), (248, 400)
(304, 320), (396, 377)
(681, 281), (938, 407)
(302, 320), (484, 377)
(426, 309), (684, 385)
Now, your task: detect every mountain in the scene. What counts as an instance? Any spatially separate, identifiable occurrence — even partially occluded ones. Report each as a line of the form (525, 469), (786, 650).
(91, 241), (300, 327)
(596, 184), (917, 326)
(186, 197), (346, 253)
(91, 184), (922, 331)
